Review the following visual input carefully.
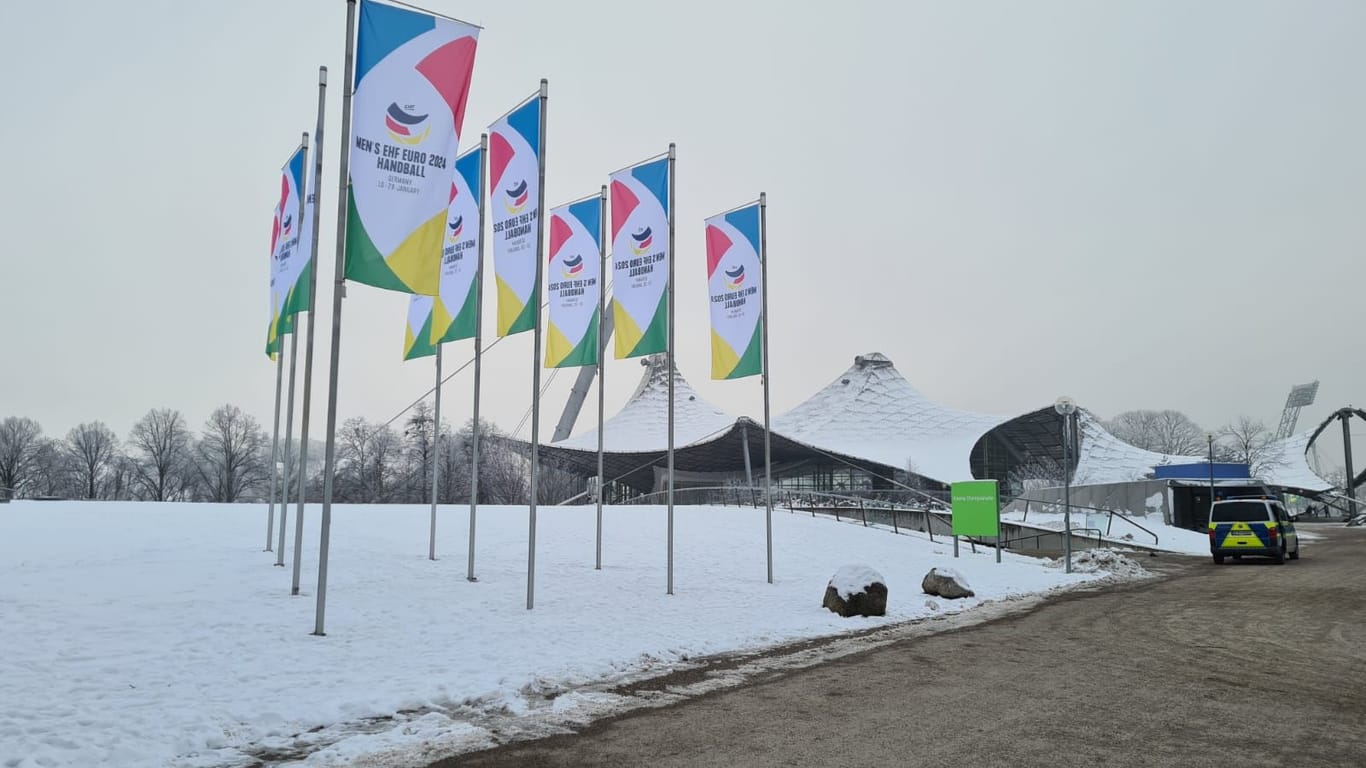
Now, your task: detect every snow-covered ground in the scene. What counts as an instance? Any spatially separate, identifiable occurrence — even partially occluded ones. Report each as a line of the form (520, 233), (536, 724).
(1001, 508), (1211, 555)
(1, 501), (1135, 767)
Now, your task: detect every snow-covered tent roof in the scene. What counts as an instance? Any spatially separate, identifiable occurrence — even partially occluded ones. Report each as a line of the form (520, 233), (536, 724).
(554, 355), (736, 452)
(772, 353), (1010, 483)
(537, 351), (1330, 495)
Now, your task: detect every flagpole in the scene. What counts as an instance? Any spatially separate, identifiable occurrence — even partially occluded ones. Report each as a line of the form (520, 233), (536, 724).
(277, 133), (308, 567)
(527, 79), (548, 611)
(314, 0), (357, 637)
(292, 66), (327, 597)
(429, 345), (442, 560)
(267, 331), (284, 552)
(760, 192), (772, 584)
(468, 133), (487, 583)
(666, 142), (676, 596)
(595, 183), (606, 571)
(277, 302), (299, 565)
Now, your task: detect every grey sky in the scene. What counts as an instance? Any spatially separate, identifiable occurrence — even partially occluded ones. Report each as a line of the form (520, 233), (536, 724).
(1, 0), (1361, 465)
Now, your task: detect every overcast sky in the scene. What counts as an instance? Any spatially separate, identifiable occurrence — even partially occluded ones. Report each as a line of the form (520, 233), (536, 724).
(1, 0), (1361, 465)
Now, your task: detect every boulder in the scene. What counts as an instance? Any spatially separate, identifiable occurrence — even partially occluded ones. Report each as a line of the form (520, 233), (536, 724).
(921, 567), (974, 599)
(823, 565), (887, 617)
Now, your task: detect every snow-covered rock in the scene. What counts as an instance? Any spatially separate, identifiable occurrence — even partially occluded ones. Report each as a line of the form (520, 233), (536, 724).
(823, 565), (887, 617)
(921, 567), (974, 599)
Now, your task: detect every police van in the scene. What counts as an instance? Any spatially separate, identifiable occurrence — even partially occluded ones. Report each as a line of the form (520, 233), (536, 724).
(1208, 497), (1300, 565)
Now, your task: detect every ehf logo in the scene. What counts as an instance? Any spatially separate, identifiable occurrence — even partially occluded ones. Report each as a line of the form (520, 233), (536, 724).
(561, 253), (585, 280)
(280, 214), (293, 237)
(447, 215), (463, 244)
(724, 264), (745, 289)
(630, 226), (653, 255)
(504, 180), (529, 214)
(385, 103), (430, 146)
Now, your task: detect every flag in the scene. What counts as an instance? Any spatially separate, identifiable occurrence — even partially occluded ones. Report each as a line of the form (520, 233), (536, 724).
(345, 0), (479, 296)
(609, 156), (669, 359)
(705, 203), (763, 379)
(432, 146), (482, 344)
(489, 95), (542, 336)
(267, 146), (307, 356)
(545, 196), (601, 368)
(282, 188), (315, 317)
(404, 294), (437, 360)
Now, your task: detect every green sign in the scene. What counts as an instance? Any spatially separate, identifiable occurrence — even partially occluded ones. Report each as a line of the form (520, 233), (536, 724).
(952, 480), (1000, 536)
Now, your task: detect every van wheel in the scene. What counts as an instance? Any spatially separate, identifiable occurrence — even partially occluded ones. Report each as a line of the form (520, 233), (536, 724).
(1212, 554), (1224, 565)
(1274, 544), (1286, 565)
(1289, 547), (1300, 561)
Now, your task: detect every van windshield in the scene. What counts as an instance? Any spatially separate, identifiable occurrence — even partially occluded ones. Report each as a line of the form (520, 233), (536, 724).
(1211, 501), (1270, 523)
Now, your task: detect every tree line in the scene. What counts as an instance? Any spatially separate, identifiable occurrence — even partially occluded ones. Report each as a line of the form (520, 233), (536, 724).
(0, 403), (580, 504)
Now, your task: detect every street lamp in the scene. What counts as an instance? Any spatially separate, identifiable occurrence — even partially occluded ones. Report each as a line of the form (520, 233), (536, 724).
(1205, 431), (1217, 524)
(1054, 396), (1077, 574)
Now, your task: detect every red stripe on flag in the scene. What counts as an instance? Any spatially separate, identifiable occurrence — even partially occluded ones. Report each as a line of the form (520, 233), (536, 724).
(415, 36), (479, 137)
(610, 180), (639, 241)
(449, 183), (459, 204)
(705, 225), (731, 278)
(489, 131), (515, 188)
(549, 215), (573, 261)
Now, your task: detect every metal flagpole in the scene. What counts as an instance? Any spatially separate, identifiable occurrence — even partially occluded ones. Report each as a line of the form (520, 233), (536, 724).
(277, 133), (309, 567)
(468, 133), (487, 583)
(292, 66), (327, 597)
(596, 184), (607, 571)
(527, 79), (548, 611)
(267, 337), (284, 551)
(314, 0), (358, 637)
(429, 345), (442, 560)
(277, 302), (300, 565)
(759, 192), (773, 584)
(666, 142), (676, 596)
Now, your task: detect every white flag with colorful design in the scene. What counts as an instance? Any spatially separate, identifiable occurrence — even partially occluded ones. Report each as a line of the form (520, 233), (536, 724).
(705, 203), (763, 379)
(432, 146), (482, 344)
(545, 196), (601, 368)
(404, 294), (436, 360)
(609, 156), (669, 359)
(346, 0), (479, 296)
(489, 95), (542, 336)
(267, 145), (306, 356)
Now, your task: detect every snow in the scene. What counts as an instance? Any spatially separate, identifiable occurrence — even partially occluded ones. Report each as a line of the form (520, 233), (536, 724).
(826, 565), (885, 598)
(553, 356), (735, 452)
(1000, 507), (1211, 555)
(1046, 549), (1148, 578)
(1, 501), (1130, 767)
(925, 566), (971, 590)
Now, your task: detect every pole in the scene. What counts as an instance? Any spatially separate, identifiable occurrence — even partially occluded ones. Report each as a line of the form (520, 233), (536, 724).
(595, 183), (607, 571)
(292, 66), (327, 597)
(276, 298), (300, 565)
(314, 0), (357, 637)
(467, 133), (487, 583)
(267, 338), (284, 552)
(429, 345), (443, 560)
(759, 191), (772, 584)
(276, 134), (308, 567)
(666, 142), (676, 596)
(1207, 434), (1216, 522)
(527, 79), (548, 611)
(1343, 411), (1358, 519)
(740, 423), (754, 488)
(1063, 412), (1073, 574)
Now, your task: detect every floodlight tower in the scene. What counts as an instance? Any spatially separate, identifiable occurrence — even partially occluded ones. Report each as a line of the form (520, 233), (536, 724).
(1276, 381), (1319, 439)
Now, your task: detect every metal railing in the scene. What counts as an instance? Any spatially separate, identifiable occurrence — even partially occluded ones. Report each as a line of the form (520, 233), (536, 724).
(1014, 498), (1160, 547)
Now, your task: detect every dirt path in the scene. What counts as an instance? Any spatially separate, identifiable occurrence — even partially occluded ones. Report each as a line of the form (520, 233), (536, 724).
(430, 526), (1366, 768)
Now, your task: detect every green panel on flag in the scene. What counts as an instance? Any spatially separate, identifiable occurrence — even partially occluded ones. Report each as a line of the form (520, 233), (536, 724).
(951, 480), (1000, 536)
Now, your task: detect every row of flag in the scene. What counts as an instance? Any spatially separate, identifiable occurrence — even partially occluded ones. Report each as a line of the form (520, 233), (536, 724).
(263, 0), (774, 626)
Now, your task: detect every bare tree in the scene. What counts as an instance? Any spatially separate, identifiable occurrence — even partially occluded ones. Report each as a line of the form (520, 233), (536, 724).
(28, 438), (73, 498)
(1219, 416), (1280, 479)
(66, 421), (119, 499)
(1104, 409), (1205, 455)
(0, 416), (44, 497)
(450, 420), (527, 504)
(403, 401), (435, 502)
(128, 408), (193, 501)
(195, 405), (268, 502)
(335, 418), (403, 502)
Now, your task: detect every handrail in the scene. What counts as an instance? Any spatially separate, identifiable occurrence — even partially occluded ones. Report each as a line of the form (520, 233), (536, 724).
(1012, 498), (1159, 547)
